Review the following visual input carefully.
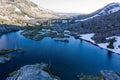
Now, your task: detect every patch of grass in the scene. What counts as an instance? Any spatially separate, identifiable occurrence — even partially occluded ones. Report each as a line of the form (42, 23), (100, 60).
(0, 49), (15, 55)
(43, 66), (51, 74)
(43, 66), (60, 80)
(9, 71), (17, 77)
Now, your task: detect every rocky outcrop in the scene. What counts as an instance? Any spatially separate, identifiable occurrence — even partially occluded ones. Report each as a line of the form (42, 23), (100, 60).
(6, 64), (60, 80)
(77, 70), (120, 80)
(101, 70), (120, 80)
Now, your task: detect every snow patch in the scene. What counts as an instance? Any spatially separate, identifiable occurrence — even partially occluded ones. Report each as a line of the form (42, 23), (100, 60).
(80, 33), (95, 43)
(0, 15), (10, 20)
(80, 34), (120, 54)
(15, 6), (21, 12)
(100, 7), (120, 15)
(25, 15), (33, 20)
(75, 15), (100, 22)
(80, 15), (99, 21)
(99, 3), (120, 15)
(98, 36), (120, 54)
(0, 6), (3, 8)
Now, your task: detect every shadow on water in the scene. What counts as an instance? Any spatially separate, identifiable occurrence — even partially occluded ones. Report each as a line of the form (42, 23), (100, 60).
(107, 51), (112, 59)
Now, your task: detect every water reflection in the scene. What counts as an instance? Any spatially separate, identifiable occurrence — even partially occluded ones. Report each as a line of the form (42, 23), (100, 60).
(107, 51), (112, 59)
(0, 32), (120, 80)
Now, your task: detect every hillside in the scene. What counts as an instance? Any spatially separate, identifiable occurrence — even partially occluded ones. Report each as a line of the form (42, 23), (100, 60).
(69, 2), (120, 41)
(0, 0), (65, 26)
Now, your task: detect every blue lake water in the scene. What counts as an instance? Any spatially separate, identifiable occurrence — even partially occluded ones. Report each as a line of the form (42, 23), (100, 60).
(0, 31), (120, 80)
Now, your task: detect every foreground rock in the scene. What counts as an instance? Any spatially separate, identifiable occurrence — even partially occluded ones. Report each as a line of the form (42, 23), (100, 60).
(77, 70), (120, 80)
(77, 73), (103, 80)
(6, 64), (60, 80)
(101, 70), (120, 80)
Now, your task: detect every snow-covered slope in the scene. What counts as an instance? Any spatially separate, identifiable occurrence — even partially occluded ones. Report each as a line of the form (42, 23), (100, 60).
(99, 2), (120, 15)
(76, 2), (120, 22)
(75, 14), (100, 22)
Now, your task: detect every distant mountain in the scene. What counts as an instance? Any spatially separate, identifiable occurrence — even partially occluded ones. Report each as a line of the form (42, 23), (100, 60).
(0, 0), (65, 26)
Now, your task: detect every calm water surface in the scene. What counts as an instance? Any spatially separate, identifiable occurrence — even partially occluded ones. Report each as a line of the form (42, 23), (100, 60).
(0, 31), (120, 80)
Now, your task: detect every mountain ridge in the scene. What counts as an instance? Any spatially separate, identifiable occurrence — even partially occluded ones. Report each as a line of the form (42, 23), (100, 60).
(74, 2), (120, 22)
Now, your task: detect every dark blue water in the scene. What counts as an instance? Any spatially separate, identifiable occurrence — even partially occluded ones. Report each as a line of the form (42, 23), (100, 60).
(0, 31), (120, 80)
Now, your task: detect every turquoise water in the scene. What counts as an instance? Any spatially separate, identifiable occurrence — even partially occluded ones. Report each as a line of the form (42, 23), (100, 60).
(0, 31), (120, 80)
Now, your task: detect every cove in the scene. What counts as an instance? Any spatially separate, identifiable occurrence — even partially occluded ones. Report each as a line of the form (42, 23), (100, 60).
(0, 31), (120, 80)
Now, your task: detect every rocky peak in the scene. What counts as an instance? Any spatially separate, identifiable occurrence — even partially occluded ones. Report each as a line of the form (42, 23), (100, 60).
(99, 2), (120, 15)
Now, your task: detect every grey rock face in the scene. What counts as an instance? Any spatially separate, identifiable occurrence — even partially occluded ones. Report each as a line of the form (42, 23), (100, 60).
(101, 70), (120, 80)
(6, 64), (59, 80)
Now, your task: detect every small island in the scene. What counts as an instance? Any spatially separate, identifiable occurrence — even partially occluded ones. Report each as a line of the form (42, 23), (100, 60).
(0, 48), (24, 64)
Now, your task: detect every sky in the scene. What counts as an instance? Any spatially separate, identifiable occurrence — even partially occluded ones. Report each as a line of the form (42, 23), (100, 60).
(31, 0), (120, 14)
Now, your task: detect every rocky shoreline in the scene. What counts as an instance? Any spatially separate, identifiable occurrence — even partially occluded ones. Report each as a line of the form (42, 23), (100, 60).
(0, 24), (23, 34)
(77, 70), (120, 80)
(20, 26), (120, 54)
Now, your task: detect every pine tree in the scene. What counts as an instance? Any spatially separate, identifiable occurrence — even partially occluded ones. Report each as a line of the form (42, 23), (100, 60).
(107, 38), (115, 49)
